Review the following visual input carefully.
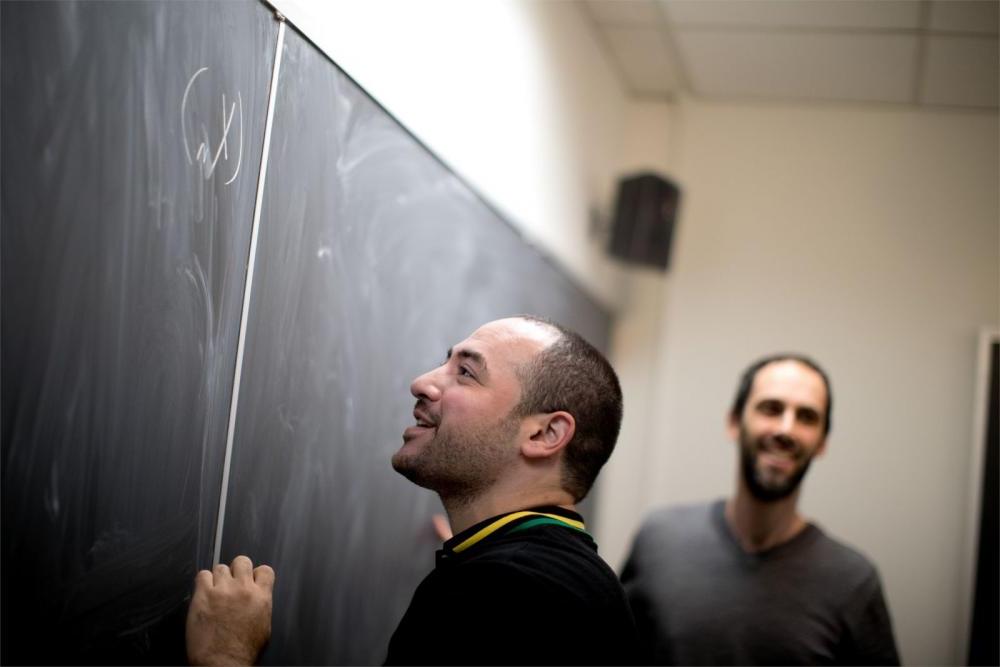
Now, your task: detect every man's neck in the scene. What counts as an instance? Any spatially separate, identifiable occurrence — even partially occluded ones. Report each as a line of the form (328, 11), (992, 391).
(725, 483), (807, 553)
(442, 486), (576, 536)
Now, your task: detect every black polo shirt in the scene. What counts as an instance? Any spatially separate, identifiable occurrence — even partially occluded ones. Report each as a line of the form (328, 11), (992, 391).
(385, 506), (639, 665)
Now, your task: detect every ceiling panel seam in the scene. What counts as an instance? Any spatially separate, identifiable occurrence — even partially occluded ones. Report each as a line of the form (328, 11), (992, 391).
(912, 0), (932, 105)
(654, 0), (694, 96)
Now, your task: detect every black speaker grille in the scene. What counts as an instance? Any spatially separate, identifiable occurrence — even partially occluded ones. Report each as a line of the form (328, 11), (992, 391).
(608, 172), (680, 271)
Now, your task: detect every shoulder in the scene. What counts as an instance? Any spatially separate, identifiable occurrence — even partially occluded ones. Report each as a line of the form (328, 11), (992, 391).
(645, 500), (716, 527)
(409, 534), (639, 665)
(806, 525), (880, 576)
(799, 525), (886, 598)
(632, 500), (718, 547)
(449, 531), (636, 631)
(465, 528), (620, 592)
(392, 547), (636, 666)
(621, 500), (721, 585)
(463, 530), (632, 613)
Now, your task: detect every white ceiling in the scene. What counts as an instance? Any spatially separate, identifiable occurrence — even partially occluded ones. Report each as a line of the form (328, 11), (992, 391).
(582, 0), (999, 109)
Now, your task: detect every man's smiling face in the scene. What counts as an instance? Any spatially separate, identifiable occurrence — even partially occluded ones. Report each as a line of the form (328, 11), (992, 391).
(391, 318), (559, 497)
(729, 359), (829, 502)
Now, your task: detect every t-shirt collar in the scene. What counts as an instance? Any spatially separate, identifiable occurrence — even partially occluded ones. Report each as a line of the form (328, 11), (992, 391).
(440, 505), (586, 557)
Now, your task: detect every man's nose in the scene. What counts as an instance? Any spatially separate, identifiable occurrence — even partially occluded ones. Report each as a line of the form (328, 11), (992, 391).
(773, 410), (797, 445)
(410, 366), (443, 401)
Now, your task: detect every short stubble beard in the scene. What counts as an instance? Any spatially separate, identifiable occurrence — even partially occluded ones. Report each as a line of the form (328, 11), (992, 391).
(738, 425), (813, 503)
(392, 409), (522, 506)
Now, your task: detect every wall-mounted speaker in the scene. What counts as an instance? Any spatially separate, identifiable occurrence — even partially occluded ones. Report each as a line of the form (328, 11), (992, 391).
(608, 172), (681, 271)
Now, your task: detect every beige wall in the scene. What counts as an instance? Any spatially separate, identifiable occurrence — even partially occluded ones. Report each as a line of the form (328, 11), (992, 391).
(596, 99), (1000, 665)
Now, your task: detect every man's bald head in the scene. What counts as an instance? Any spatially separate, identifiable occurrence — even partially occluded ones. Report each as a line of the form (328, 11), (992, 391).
(510, 316), (623, 502)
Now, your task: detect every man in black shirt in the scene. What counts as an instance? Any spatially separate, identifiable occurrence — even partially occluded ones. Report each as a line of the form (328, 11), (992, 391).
(187, 316), (637, 665)
(386, 505), (637, 665)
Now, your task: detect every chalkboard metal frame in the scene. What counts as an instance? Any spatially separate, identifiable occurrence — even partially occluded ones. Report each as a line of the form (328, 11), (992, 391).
(212, 17), (288, 568)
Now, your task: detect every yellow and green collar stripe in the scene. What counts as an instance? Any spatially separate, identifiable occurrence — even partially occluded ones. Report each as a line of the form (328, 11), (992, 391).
(451, 510), (587, 554)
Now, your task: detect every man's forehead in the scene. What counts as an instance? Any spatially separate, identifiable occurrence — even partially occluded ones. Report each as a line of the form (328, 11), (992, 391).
(457, 318), (558, 366)
(752, 360), (827, 405)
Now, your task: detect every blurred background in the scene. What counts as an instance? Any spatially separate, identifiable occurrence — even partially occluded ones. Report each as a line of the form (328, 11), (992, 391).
(274, 1), (998, 664)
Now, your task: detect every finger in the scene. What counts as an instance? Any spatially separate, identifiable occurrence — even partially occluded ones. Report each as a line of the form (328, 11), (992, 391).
(253, 564), (275, 592)
(231, 555), (254, 583)
(194, 569), (214, 592)
(212, 563), (231, 586)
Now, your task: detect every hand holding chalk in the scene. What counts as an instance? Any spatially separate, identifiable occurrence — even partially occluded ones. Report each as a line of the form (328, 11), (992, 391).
(186, 555), (275, 666)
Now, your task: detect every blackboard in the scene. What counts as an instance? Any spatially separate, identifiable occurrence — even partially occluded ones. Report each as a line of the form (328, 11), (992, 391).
(2, 1), (276, 663)
(2, 2), (612, 664)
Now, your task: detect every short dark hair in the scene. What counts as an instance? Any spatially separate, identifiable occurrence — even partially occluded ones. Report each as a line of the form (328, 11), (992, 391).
(512, 316), (623, 502)
(730, 354), (833, 437)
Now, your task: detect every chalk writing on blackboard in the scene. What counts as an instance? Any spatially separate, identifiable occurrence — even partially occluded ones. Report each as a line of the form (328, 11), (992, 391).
(181, 67), (243, 185)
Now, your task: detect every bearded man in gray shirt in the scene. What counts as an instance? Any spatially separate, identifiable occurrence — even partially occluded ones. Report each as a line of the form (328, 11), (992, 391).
(621, 354), (900, 665)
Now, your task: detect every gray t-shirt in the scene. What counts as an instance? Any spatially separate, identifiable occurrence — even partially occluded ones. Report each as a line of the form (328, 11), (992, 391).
(621, 500), (900, 665)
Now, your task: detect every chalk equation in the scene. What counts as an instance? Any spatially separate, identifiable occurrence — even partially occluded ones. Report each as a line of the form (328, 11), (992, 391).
(181, 67), (243, 185)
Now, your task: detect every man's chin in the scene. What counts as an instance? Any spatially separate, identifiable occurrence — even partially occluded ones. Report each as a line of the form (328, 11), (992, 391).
(756, 467), (794, 489)
(749, 481), (797, 502)
(390, 448), (415, 475)
(390, 450), (431, 487)
(746, 464), (807, 502)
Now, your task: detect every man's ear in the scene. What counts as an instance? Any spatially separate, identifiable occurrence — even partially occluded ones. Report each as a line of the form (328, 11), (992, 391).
(521, 411), (575, 460)
(726, 412), (740, 442)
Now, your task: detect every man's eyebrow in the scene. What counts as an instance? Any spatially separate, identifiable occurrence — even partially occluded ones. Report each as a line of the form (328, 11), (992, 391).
(446, 347), (488, 373)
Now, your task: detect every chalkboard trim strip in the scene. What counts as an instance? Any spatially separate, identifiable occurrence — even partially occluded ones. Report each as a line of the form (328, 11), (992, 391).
(212, 15), (287, 567)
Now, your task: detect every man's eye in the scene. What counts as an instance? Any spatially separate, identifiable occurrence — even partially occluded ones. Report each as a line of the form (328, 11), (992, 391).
(798, 410), (820, 425)
(458, 366), (474, 378)
(757, 401), (782, 415)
